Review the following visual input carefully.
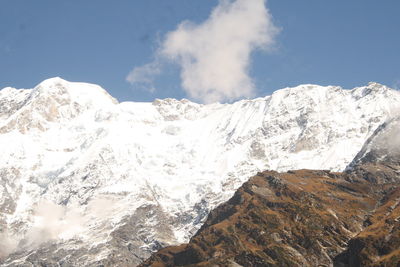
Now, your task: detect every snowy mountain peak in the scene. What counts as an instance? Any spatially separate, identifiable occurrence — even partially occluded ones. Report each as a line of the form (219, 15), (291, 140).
(33, 76), (67, 89)
(0, 78), (119, 134)
(31, 77), (118, 107)
(367, 81), (388, 89)
(351, 82), (393, 100)
(1, 79), (400, 266)
(152, 98), (204, 121)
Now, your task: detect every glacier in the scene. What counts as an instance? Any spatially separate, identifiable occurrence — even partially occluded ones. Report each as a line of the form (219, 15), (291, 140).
(0, 77), (399, 266)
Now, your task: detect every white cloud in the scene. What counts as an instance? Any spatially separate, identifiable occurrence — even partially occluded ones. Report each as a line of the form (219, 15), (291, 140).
(126, 62), (161, 93)
(0, 196), (118, 259)
(127, 0), (278, 103)
(371, 118), (400, 158)
(23, 201), (85, 249)
(0, 200), (83, 258)
(0, 231), (17, 260)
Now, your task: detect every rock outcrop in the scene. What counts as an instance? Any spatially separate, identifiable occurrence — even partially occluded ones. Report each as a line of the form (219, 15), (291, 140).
(140, 162), (400, 266)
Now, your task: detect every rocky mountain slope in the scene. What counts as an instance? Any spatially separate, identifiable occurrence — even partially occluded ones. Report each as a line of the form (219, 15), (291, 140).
(140, 118), (400, 267)
(0, 78), (399, 266)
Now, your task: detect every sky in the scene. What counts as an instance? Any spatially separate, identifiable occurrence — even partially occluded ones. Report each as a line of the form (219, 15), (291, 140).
(0, 0), (399, 103)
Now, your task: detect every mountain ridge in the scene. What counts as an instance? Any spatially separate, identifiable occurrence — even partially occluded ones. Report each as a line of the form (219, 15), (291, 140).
(139, 164), (400, 266)
(139, 134), (400, 266)
(0, 78), (399, 266)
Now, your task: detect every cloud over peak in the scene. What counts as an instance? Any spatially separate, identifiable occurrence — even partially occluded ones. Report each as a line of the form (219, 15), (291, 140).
(127, 0), (278, 103)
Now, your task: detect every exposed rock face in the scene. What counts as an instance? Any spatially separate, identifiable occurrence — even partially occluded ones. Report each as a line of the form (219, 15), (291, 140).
(140, 163), (400, 267)
(334, 117), (400, 266)
(334, 186), (400, 266)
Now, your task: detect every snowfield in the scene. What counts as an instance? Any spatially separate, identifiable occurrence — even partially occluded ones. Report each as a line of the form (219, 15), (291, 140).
(0, 77), (399, 266)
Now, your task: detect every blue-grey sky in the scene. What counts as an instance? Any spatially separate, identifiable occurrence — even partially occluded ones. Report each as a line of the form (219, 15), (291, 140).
(0, 0), (399, 102)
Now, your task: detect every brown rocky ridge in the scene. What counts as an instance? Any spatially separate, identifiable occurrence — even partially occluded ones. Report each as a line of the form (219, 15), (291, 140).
(139, 119), (400, 267)
(139, 163), (400, 267)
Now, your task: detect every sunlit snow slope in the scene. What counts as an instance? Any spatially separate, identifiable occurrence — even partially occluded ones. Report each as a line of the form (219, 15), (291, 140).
(0, 78), (399, 266)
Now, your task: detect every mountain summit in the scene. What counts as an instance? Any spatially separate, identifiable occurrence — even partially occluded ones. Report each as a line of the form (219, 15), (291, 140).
(0, 79), (399, 266)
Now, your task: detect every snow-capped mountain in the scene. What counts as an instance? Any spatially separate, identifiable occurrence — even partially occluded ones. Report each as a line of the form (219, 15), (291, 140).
(0, 78), (399, 266)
